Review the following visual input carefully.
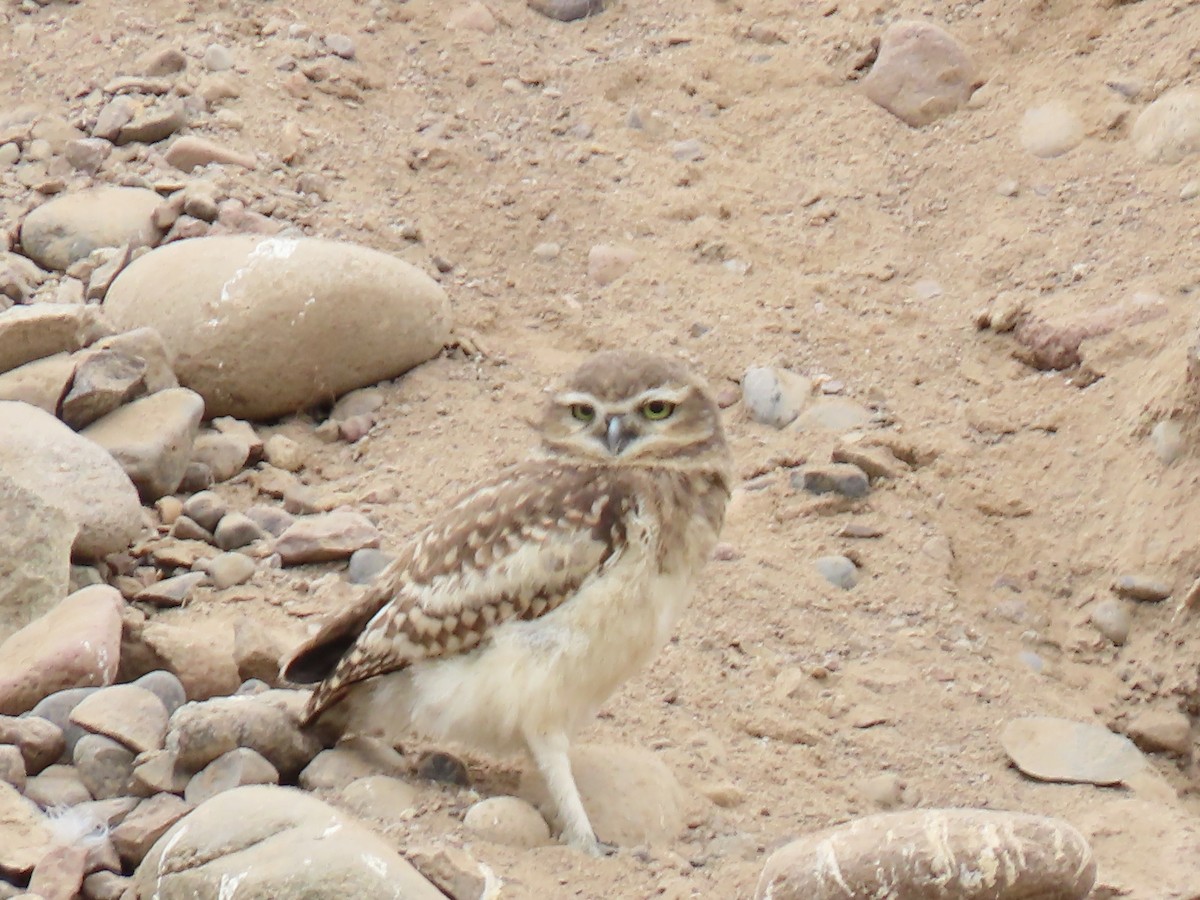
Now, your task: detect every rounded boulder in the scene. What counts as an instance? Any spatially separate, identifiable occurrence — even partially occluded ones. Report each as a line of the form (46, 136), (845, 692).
(20, 187), (163, 271)
(103, 236), (452, 420)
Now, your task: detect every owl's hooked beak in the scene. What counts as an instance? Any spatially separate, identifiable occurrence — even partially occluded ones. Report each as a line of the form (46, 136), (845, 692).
(604, 414), (636, 454)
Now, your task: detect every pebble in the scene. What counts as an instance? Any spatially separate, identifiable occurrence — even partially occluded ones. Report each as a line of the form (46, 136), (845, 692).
(1019, 101), (1084, 158)
(793, 398), (871, 432)
(91, 327), (177, 393)
(1182, 180), (1200, 201)
(1000, 716), (1145, 785)
(202, 44), (234, 72)
(299, 736), (407, 791)
(203, 552), (256, 589)
(1126, 710), (1192, 756)
(0, 781), (54, 875)
(861, 20), (977, 127)
(82, 388), (205, 502)
(1150, 420), (1186, 464)
(741, 366), (812, 428)
(323, 34), (356, 59)
(416, 750), (470, 786)
(134, 571), (207, 607)
(697, 781), (744, 808)
(63, 137), (112, 174)
(447, 1), (499, 32)
(1113, 575), (1170, 603)
(406, 845), (491, 900)
(337, 775), (418, 825)
(19, 186), (163, 271)
(179, 491), (225, 533)
(1089, 598), (1131, 645)
(1013, 291), (1167, 370)
(69, 685), (169, 755)
(518, 743), (687, 846)
(532, 241), (561, 261)
(527, 0), (606, 22)
(92, 97), (133, 141)
(110, 793), (191, 868)
(117, 99), (187, 145)
(184, 747), (279, 805)
(464, 795), (551, 848)
(105, 236), (451, 420)
(830, 443), (906, 481)
(670, 138), (705, 162)
(0, 717), (63, 775)
(273, 511), (382, 565)
(139, 46), (187, 76)
(815, 555), (858, 590)
(755, 809), (1095, 900)
(214, 512), (270, 550)
(0, 354), (78, 413)
(60, 348), (146, 430)
(857, 773), (905, 809)
(24, 763), (91, 808)
(0, 745), (24, 791)
(587, 244), (637, 286)
(1131, 87), (1200, 164)
(162, 135), (257, 171)
(347, 547), (395, 584)
(795, 464), (869, 499)
(263, 434), (307, 471)
(0, 475), (74, 631)
(132, 785), (444, 899)
(73, 733), (136, 800)
(0, 586), (124, 716)
(191, 432), (251, 483)
(133, 671), (186, 716)
(28, 688), (96, 760)
(129, 749), (188, 797)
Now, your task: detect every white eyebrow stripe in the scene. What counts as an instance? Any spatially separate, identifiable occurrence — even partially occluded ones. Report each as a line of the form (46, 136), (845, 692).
(556, 391), (601, 406)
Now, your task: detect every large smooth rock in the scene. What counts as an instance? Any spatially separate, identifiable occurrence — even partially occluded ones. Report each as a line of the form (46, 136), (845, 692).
(19, 187), (163, 271)
(861, 20), (977, 127)
(103, 236), (452, 420)
(755, 809), (1095, 900)
(0, 586), (124, 716)
(82, 388), (205, 501)
(133, 785), (446, 899)
(0, 402), (145, 560)
(0, 475), (75, 637)
(519, 743), (689, 846)
(1132, 87), (1200, 164)
(0, 304), (111, 375)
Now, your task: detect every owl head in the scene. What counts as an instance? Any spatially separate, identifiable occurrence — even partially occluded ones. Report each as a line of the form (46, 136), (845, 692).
(537, 351), (729, 468)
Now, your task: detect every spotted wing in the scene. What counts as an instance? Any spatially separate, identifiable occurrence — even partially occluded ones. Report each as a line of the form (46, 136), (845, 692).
(284, 462), (630, 722)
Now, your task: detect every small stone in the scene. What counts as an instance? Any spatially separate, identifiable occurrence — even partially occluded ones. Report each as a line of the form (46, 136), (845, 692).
(795, 464), (870, 499)
(73, 733), (136, 800)
(0, 717), (62, 775)
(1151, 420), (1185, 464)
(180, 491), (226, 533)
(0, 745), (25, 791)
(831, 443), (907, 481)
(69, 685), (169, 755)
(1126, 711), (1192, 756)
(996, 178), (1020, 197)
(185, 747), (279, 805)
(202, 44), (234, 72)
(815, 555), (858, 590)
(129, 749), (188, 796)
(214, 512), (269, 551)
(299, 737), (407, 791)
(136, 572), (207, 608)
(1089, 598), (1131, 646)
(464, 796), (551, 848)
(28, 689), (96, 761)
(141, 623), (242, 702)
(1132, 87), (1200, 164)
(1020, 102), (1084, 158)
(346, 548), (395, 584)
(861, 20), (977, 127)
(63, 138), (112, 174)
(337, 775), (418, 825)
(110, 792), (191, 868)
(1182, 180), (1200, 202)
(274, 511), (382, 565)
(323, 34), (356, 59)
(163, 136), (256, 171)
(858, 773), (905, 809)
(19, 187), (162, 272)
(191, 432), (250, 483)
(82, 871), (131, 900)
(244, 505), (293, 538)
(698, 781), (744, 808)
(170, 515), (213, 543)
(741, 366), (812, 428)
(532, 242), (561, 261)
(587, 244), (637, 286)
(527, 0), (606, 21)
(139, 47), (187, 76)
(28, 843), (87, 900)
(92, 98), (133, 142)
(405, 845), (490, 900)
(1113, 575), (1170, 603)
(116, 100), (187, 145)
(23, 763), (92, 808)
(203, 552), (256, 589)
(263, 434), (307, 472)
(670, 138), (705, 162)
(133, 671), (186, 716)
(338, 414), (373, 443)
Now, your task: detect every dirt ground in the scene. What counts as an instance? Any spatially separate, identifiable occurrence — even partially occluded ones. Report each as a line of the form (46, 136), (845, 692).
(6, 0), (1200, 897)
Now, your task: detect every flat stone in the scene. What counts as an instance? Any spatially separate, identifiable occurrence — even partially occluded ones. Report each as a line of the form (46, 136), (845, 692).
(274, 511), (381, 565)
(1000, 716), (1146, 786)
(830, 444), (907, 481)
(795, 464), (870, 499)
(0, 586), (124, 716)
(82, 871), (131, 900)
(105, 236), (450, 420)
(134, 572), (207, 607)
(133, 785), (446, 899)
(1113, 575), (1170, 603)
(129, 749), (188, 797)
(82, 388), (205, 502)
(59, 349), (148, 430)
(19, 187), (163, 271)
(405, 845), (491, 900)
(184, 748), (278, 805)
(70, 685), (169, 755)
(22, 764), (92, 808)
(190, 432), (250, 483)
(163, 135), (257, 171)
(0, 304), (110, 375)
(116, 99), (186, 145)
(110, 793), (191, 869)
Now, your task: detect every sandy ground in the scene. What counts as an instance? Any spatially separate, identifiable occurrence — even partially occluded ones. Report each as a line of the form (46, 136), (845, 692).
(6, 0), (1200, 896)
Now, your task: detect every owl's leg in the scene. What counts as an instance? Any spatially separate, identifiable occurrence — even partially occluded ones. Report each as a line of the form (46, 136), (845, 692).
(525, 730), (604, 855)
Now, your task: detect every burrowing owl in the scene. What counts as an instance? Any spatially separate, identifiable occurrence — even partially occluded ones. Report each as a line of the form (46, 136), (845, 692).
(282, 351), (731, 854)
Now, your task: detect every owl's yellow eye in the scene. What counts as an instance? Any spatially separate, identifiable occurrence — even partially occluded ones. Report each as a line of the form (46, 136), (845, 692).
(641, 400), (675, 420)
(570, 403), (596, 422)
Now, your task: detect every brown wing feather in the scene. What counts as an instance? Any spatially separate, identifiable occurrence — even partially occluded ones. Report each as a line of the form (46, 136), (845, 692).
(286, 462), (631, 723)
